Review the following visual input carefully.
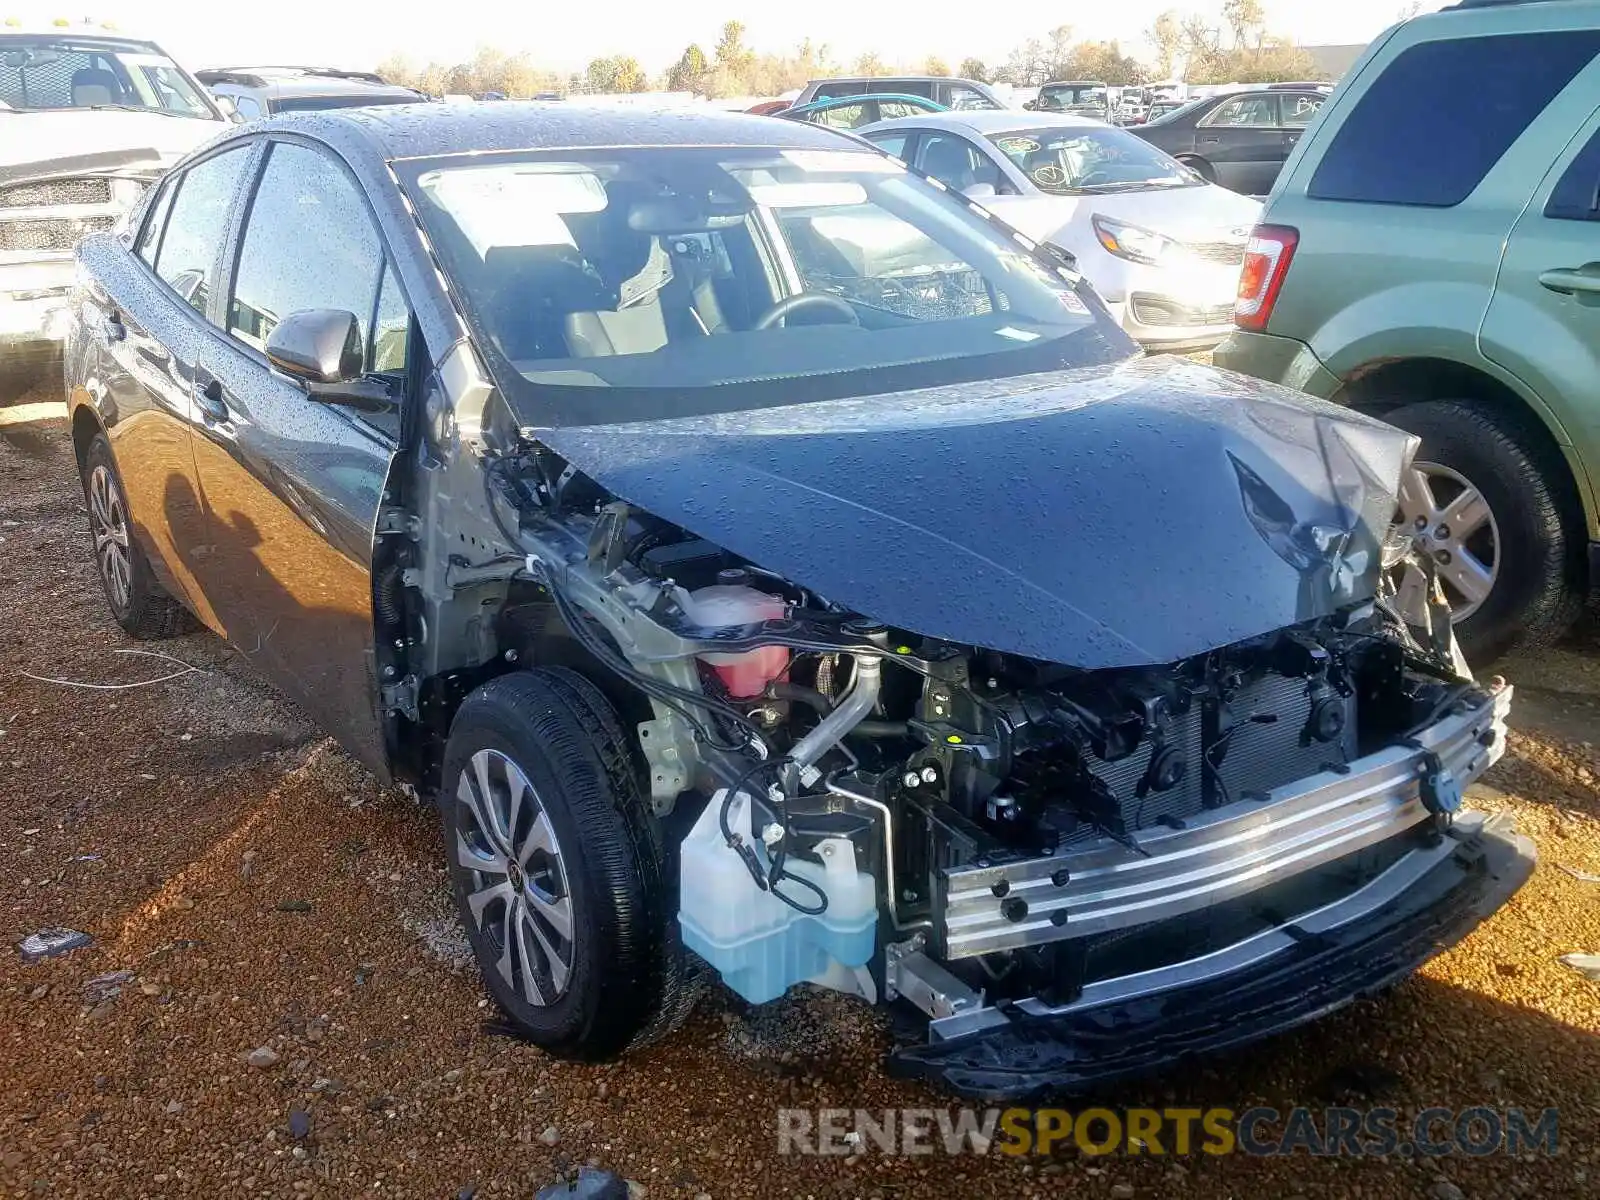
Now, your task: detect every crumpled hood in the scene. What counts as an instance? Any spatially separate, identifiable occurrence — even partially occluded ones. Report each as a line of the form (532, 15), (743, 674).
(0, 109), (224, 180)
(535, 357), (1419, 669)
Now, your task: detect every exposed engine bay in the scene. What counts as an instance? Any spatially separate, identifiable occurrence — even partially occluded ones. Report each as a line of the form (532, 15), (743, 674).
(458, 436), (1511, 1036)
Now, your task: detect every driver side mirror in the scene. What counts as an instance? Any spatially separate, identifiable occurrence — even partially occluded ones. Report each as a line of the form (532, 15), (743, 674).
(266, 309), (395, 412)
(961, 182), (997, 200)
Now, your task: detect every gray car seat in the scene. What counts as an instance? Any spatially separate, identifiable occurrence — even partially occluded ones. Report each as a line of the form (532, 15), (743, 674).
(919, 137), (978, 190)
(71, 68), (123, 107)
(563, 198), (672, 358)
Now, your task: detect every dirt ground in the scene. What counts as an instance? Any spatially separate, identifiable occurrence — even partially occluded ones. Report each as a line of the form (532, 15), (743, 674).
(3, 373), (1598, 1199)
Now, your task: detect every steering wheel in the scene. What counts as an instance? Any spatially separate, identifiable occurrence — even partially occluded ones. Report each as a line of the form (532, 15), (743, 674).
(753, 292), (861, 330)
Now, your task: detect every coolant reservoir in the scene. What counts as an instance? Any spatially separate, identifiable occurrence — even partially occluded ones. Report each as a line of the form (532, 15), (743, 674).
(678, 788), (878, 1005)
(679, 583), (789, 698)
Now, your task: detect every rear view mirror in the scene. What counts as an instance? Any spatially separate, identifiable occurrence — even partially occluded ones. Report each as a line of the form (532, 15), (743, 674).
(265, 309), (395, 412)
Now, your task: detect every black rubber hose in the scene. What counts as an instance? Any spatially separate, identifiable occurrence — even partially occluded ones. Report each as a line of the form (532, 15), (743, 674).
(767, 681), (834, 714)
(765, 682), (906, 739)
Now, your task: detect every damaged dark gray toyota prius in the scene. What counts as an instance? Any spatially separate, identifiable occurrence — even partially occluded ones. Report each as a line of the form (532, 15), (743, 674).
(63, 103), (1532, 1100)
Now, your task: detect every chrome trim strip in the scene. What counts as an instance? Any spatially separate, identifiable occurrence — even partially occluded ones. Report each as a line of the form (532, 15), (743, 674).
(927, 809), (1506, 1043)
(940, 686), (1511, 959)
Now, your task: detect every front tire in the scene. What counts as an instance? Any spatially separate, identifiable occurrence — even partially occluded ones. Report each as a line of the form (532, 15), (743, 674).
(441, 667), (700, 1059)
(81, 433), (194, 639)
(1383, 399), (1583, 662)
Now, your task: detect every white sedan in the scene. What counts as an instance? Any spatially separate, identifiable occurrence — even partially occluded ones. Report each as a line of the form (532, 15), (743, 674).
(856, 111), (1262, 351)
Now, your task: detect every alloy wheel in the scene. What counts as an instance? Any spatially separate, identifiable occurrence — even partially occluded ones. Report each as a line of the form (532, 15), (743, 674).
(454, 748), (574, 1007)
(88, 464), (133, 613)
(1393, 460), (1500, 623)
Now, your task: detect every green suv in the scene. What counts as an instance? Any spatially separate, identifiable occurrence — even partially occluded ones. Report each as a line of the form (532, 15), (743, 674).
(1215, 0), (1600, 661)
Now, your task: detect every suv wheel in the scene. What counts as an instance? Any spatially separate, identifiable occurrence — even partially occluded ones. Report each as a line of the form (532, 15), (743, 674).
(81, 434), (195, 639)
(441, 667), (701, 1060)
(1384, 399), (1583, 661)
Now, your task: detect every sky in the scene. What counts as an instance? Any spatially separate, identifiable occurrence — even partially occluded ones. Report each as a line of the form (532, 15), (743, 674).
(5, 1), (1448, 74)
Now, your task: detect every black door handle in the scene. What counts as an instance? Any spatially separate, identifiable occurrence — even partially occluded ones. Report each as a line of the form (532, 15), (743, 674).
(197, 378), (229, 422)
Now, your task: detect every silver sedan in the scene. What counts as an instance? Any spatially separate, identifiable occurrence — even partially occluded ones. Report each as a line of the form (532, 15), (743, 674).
(857, 111), (1264, 351)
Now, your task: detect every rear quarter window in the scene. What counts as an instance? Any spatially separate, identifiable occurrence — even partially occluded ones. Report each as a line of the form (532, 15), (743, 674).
(1545, 128), (1600, 222)
(1307, 31), (1600, 207)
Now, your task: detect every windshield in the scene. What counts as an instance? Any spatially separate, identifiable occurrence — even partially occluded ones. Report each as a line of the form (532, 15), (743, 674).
(402, 145), (1130, 426)
(0, 37), (217, 117)
(989, 128), (1200, 195)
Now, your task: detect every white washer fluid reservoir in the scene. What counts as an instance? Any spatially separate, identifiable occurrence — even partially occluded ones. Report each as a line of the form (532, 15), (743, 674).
(678, 787), (878, 1005)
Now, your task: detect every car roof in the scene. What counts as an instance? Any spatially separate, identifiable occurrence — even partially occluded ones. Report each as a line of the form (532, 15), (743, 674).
(806, 74), (978, 84)
(199, 67), (418, 100)
(860, 111), (1104, 136)
(246, 102), (873, 162)
(0, 28), (160, 50)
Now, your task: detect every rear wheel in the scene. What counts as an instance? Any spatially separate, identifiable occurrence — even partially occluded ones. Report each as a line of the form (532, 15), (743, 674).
(441, 667), (701, 1059)
(1383, 399), (1583, 662)
(81, 434), (194, 639)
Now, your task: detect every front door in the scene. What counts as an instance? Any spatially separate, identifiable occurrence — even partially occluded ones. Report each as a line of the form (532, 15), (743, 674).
(1196, 93), (1284, 195)
(185, 138), (412, 778)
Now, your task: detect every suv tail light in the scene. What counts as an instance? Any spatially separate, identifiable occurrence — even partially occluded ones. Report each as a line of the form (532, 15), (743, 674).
(1235, 224), (1299, 331)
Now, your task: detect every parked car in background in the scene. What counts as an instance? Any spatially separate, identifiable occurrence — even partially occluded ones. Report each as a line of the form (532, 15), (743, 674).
(792, 75), (1003, 111)
(1133, 87), (1328, 194)
(859, 111), (1261, 350)
(1027, 80), (1112, 122)
(62, 101), (1528, 1102)
(1145, 97), (1194, 122)
(1216, 0), (1600, 661)
(196, 66), (425, 120)
(745, 98), (793, 116)
(1, 25), (228, 374)
(776, 93), (945, 130)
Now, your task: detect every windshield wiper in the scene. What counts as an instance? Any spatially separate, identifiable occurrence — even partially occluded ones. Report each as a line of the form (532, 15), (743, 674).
(1072, 180), (1183, 194)
(82, 103), (193, 119)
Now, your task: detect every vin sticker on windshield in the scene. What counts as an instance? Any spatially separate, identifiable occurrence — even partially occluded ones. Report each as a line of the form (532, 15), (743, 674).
(780, 150), (905, 174)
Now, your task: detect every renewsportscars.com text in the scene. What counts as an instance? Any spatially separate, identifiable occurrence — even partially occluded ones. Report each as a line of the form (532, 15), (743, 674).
(776, 1106), (1560, 1158)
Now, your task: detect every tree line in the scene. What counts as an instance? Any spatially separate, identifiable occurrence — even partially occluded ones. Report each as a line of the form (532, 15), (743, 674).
(376, 6), (1323, 100)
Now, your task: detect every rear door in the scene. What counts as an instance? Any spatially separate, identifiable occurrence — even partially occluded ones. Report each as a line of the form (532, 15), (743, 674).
(1277, 91), (1327, 166)
(1481, 95), (1600, 508)
(85, 143), (256, 632)
(1195, 93), (1283, 194)
(185, 137), (412, 777)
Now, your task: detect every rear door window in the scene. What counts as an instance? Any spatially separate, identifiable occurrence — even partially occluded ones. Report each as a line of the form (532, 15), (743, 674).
(135, 177), (176, 267)
(1308, 32), (1600, 207)
(812, 80), (867, 100)
(152, 145), (252, 318)
(1282, 93), (1324, 127)
(946, 84), (998, 111)
(1202, 94), (1279, 128)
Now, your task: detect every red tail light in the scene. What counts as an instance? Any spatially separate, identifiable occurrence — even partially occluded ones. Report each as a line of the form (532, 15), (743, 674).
(1235, 224), (1299, 331)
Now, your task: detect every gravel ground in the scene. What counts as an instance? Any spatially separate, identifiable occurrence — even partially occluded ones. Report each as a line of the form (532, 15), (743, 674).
(3, 373), (1598, 1199)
